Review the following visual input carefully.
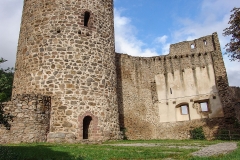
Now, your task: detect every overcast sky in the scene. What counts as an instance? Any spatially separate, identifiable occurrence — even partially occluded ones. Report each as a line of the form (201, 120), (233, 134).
(0, 0), (239, 87)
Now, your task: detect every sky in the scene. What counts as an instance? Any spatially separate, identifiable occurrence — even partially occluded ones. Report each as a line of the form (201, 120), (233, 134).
(0, 0), (239, 87)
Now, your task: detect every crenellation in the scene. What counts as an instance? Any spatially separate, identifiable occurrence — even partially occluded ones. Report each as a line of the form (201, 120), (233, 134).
(169, 34), (216, 56)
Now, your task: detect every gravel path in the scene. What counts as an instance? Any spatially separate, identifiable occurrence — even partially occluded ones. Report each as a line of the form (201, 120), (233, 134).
(108, 143), (204, 149)
(191, 142), (237, 157)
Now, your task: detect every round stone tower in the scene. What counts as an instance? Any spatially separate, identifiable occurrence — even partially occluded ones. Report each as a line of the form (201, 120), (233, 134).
(13, 0), (120, 142)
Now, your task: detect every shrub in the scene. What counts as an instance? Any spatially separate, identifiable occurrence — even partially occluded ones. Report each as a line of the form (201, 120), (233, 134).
(190, 127), (205, 140)
(120, 127), (128, 140)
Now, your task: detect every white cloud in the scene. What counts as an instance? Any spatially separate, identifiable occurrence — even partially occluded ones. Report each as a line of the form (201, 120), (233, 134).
(154, 36), (170, 55)
(114, 9), (159, 57)
(170, 0), (240, 87)
(155, 35), (168, 44)
(223, 55), (240, 87)
(0, 0), (23, 69)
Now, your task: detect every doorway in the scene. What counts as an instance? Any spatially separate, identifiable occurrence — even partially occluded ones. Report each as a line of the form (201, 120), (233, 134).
(83, 116), (92, 139)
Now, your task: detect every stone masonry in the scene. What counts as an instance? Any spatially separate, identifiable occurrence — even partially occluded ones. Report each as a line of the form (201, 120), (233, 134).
(0, 0), (239, 143)
(0, 94), (50, 143)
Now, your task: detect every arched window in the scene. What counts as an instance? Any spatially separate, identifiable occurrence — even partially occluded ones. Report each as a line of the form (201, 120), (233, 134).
(180, 105), (189, 115)
(175, 103), (190, 121)
(84, 11), (90, 27)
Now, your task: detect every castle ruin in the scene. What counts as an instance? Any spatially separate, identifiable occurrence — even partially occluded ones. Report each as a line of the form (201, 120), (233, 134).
(0, 0), (239, 143)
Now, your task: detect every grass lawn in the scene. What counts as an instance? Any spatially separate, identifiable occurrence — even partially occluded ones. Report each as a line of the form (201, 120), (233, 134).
(0, 140), (239, 160)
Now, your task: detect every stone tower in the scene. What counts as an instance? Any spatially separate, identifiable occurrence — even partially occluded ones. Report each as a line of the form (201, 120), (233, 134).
(13, 0), (120, 142)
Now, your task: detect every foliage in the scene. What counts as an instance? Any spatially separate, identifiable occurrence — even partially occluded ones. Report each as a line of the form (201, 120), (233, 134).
(191, 127), (206, 140)
(120, 127), (128, 140)
(0, 58), (14, 102)
(233, 117), (240, 128)
(0, 58), (14, 130)
(223, 7), (240, 61)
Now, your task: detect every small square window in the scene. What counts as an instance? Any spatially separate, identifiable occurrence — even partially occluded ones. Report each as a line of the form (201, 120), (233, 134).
(200, 102), (208, 112)
(181, 105), (188, 115)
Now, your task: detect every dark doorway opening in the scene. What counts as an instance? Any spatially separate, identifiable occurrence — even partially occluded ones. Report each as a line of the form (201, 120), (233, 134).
(83, 116), (92, 139)
(84, 11), (90, 27)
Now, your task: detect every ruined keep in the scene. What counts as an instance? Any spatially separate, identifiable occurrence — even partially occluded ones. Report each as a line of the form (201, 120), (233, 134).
(0, 0), (239, 143)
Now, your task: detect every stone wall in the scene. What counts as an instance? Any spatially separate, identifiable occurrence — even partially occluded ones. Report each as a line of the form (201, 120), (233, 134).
(169, 34), (215, 56)
(0, 94), (50, 143)
(116, 33), (230, 140)
(229, 87), (240, 122)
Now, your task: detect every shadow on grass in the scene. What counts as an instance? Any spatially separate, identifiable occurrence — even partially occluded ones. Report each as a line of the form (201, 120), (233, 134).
(0, 145), (84, 160)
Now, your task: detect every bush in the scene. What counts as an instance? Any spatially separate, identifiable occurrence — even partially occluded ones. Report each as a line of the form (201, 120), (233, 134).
(190, 127), (205, 140)
(120, 127), (128, 140)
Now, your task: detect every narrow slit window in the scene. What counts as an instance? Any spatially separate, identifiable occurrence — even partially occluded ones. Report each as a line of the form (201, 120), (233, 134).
(181, 105), (189, 115)
(204, 40), (207, 45)
(200, 102), (208, 112)
(84, 11), (90, 27)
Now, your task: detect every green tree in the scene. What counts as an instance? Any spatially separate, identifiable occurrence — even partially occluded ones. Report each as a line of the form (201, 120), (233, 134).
(223, 7), (240, 61)
(0, 58), (14, 129)
(0, 58), (14, 102)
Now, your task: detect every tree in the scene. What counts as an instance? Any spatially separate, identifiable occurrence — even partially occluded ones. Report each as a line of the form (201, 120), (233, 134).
(0, 58), (14, 102)
(223, 7), (240, 61)
(0, 58), (14, 129)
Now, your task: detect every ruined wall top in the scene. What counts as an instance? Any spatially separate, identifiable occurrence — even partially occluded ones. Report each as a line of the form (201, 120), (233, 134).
(117, 32), (220, 59)
(169, 32), (220, 56)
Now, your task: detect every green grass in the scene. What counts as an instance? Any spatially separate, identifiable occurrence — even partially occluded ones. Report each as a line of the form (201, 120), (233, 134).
(0, 140), (239, 160)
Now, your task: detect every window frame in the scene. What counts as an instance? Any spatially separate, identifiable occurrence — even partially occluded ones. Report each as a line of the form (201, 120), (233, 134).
(200, 102), (209, 112)
(194, 99), (210, 113)
(180, 105), (189, 115)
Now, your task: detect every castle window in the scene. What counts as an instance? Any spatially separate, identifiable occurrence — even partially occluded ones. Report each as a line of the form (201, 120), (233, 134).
(200, 102), (208, 112)
(181, 105), (189, 115)
(175, 103), (190, 121)
(191, 44), (195, 49)
(84, 11), (90, 27)
(203, 40), (207, 45)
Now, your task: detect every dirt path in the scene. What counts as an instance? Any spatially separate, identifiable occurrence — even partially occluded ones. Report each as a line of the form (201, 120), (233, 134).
(108, 143), (205, 149)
